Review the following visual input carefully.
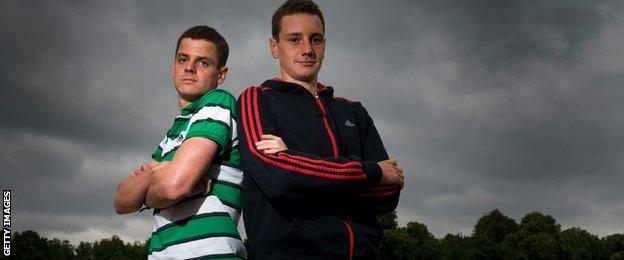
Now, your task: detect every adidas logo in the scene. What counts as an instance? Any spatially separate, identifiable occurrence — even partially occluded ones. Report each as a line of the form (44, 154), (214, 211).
(345, 120), (355, 127)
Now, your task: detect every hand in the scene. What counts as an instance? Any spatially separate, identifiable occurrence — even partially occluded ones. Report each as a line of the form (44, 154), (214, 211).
(255, 134), (288, 154)
(378, 158), (404, 189)
(190, 176), (213, 196)
(130, 161), (169, 177)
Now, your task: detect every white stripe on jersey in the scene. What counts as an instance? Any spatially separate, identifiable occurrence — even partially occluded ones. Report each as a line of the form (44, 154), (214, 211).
(153, 195), (240, 231)
(148, 236), (246, 259)
(160, 106), (233, 156)
(205, 164), (243, 186)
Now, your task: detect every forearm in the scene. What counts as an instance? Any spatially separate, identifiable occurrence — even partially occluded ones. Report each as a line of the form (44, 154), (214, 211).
(144, 170), (187, 209)
(241, 148), (381, 201)
(145, 138), (216, 209)
(114, 173), (151, 214)
(350, 185), (401, 214)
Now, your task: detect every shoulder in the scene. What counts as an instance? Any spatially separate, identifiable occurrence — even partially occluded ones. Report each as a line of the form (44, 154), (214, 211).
(196, 88), (237, 109)
(332, 96), (357, 104)
(332, 96), (366, 111)
(206, 88), (237, 102)
(240, 86), (274, 95)
(332, 96), (375, 122)
(239, 86), (277, 105)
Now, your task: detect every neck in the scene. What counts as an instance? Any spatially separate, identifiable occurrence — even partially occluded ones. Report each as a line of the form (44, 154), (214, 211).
(280, 73), (318, 95)
(178, 98), (190, 111)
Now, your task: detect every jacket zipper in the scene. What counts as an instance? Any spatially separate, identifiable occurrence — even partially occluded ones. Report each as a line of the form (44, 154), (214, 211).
(314, 94), (339, 157)
(315, 92), (352, 258)
(342, 220), (355, 260)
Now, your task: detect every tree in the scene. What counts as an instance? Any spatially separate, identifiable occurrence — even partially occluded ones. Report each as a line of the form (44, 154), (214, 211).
(378, 211), (398, 230)
(5, 230), (148, 259)
(473, 209), (518, 244)
(379, 229), (418, 260)
(405, 221), (442, 259)
(126, 240), (149, 259)
(10, 230), (50, 259)
(48, 238), (75, 259)
(75, 241), (94, 260)
(92, 235), (146, 259)
(501, 212), (563, 259)
(560, 227), (608, 259)
(603, 234), (624, 259)
(441, 233), (474, 260)
(472, 209), (518, 259)
(379, 221), (441, 260)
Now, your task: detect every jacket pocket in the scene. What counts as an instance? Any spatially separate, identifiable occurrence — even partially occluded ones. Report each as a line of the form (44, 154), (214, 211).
(345, 219), (383, 259)
(283, 215), (349, 257)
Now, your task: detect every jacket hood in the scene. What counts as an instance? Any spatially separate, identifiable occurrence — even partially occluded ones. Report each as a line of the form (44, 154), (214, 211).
(261, 78), (334, 97)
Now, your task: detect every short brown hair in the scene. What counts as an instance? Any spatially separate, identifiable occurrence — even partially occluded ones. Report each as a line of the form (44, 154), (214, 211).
(175, 25), (229, 69)
(271, 0), (325, 40)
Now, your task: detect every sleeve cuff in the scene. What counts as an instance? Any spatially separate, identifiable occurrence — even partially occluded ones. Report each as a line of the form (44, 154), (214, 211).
(362, 161), (382, 184)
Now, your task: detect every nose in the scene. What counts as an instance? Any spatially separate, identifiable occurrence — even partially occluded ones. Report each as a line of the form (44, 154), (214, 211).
(184, 61), (196, 73)
(301, 39), (314, 56)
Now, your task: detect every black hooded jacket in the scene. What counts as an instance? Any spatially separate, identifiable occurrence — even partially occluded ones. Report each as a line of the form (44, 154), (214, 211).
(237, 79), (400, 259)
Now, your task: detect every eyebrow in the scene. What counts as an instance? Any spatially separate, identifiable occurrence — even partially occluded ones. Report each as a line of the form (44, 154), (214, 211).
(176, 53), (211, 61)
(284, 32), (324, 38)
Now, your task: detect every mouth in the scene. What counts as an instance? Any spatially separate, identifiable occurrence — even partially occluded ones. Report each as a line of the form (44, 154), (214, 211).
(181, 78), (197, 83)
(297, 60), (316, 66)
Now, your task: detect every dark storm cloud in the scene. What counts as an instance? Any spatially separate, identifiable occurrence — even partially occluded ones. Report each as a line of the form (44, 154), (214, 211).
(367, 0), (624, 236)
(0, 1), (169, 150)
(1, 0), (623, 243)
(416, 0), (620, 73)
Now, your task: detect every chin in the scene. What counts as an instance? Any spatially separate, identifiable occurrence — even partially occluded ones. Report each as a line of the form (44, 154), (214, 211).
(295, 70), (319, 80)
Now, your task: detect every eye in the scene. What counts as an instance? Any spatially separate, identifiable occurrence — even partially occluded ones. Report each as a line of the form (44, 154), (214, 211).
(311, 36), (324, 45)
(198, 60), (210, 67)
(288, 37), (300, 44)
(177, 57), (188, 64)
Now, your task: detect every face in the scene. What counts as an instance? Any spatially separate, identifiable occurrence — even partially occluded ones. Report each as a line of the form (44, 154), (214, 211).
(173, 38), (228, 102)
(270, 13), (325, 84)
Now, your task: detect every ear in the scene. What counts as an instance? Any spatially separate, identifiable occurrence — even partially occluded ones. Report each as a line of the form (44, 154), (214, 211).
(269, 37), (279, 59)
(172, 60), (176, 81)
(216, 66), (228, 85)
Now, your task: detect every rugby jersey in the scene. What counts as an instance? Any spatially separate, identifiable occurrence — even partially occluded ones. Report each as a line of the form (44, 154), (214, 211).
(149, 88), (246, 259)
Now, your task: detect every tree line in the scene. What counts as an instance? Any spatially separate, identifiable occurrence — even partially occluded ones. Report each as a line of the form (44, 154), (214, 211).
(3, 231), (147, 259)
(377, 209), (624, 259)
(3, 209), (624, 259)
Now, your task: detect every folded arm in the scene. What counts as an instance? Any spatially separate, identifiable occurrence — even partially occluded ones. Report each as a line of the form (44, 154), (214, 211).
(144, 137), (218, 209)
(114, 160), (160, 214)
(238, 87), (402, 213)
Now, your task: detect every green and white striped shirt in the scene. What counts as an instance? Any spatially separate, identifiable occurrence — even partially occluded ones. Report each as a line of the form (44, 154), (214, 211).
(148, 89), (246, 259)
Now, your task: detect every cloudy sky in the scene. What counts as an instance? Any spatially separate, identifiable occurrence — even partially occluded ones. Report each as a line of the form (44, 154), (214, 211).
(2, 0), (623, 244)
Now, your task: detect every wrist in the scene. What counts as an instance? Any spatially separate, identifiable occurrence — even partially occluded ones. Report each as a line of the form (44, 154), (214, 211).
(363, 161), (382, 184)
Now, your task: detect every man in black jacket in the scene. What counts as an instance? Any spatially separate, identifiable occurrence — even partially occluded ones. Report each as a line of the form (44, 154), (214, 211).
(237, 0), (405, 259)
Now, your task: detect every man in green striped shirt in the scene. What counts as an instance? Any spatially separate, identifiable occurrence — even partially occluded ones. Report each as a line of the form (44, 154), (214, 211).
(114, 26), (246, 259)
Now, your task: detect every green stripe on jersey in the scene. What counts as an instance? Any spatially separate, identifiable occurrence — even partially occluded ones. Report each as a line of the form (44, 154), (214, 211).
(160, 122), (230, 160)
(167, 115), (231, 139)
(148, 214), (240, 253)
(215, 146), (242, 169)
(180, 89), (237, 117)
(212, 183), (242, 212)
(151, 145), (163, 161)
